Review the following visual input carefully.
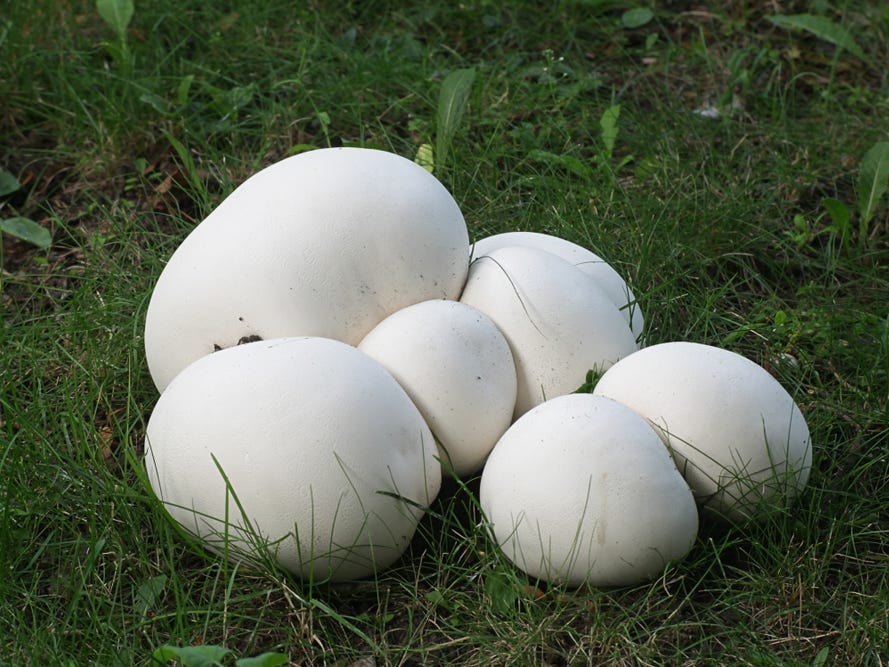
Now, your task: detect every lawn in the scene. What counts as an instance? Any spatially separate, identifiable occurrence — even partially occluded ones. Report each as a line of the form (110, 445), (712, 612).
(1, 1), (888, 665)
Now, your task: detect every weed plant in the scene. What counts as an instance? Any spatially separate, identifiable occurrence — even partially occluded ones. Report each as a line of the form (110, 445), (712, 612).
(2, 1), (888, 664)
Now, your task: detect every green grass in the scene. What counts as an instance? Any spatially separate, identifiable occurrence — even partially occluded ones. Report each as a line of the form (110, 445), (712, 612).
(2, 0), (888, 664)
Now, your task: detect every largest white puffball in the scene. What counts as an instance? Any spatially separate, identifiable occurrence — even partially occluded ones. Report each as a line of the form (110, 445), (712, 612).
(144, 147), (470, 392)
(144, 337), (441, 582)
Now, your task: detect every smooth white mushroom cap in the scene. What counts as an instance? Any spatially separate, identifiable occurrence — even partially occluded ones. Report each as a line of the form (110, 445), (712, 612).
(358, 299), (517, 477)
(145, 147), (470, 392)
(144, 337), (441, 582)
(459, 245), (638, 419)
(471, 231), (644, 341)
(480, 394), (699, 587)
(592, 341), (812, 521)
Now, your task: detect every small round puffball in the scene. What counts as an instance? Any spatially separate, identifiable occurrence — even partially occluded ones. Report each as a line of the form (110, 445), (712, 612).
(144, 337), (441, 582)
(480, 394), (698, 587)
(593, 342), (812, 522)
(471, 231), (644, 341)
(145, 147), (470, 392)
(358, 300), (517, 477)
(459, 245), (638, 419)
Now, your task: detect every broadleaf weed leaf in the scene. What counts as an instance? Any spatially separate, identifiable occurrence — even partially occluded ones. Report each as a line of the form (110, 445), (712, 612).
(96, 0), (134, 41)
(857, 141), (889, 233)
(821, 197), (850, 247)
(621, 8), (654, 29)
(1, 217), (51, 249)
(152, 644), (232, 667)
(0, 168), (21, 197)
(766, 14), (865, 59)
(599, 105), (621, 159)
(235, 652), (289, 667)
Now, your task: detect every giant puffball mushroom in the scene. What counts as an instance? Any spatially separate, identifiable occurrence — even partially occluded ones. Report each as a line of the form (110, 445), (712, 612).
(480, 394), (699, 587)
(471, 231), (644, 341)
(592, 341), (812, 522)
(459, 245), (638, 419)
(358, 299), (517, 477)
(144, 147), (471, 393)
(144, 336), (442, 582)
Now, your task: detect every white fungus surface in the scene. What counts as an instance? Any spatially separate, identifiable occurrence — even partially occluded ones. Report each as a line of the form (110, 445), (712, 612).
(459, 245), (638, 418)
(144, 147), (470, 392)
(140, 146), (812, 587)
(144, 336), (441, 581)
(593, 341), (812, 521)
(358, 299), (517, 477)
(480, 394), (699, 587)
(471, 231), (644, 341)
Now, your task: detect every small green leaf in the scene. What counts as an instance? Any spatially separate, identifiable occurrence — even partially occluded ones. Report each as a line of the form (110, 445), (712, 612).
(96, 0), (134, 41)
(485, 565), (521, 615)
(766, 13), (865, 59)
(857, 141), (889, 229)
(313, 110), (332, 142)
(165, 133), (203, 195)
(102, 39), (129, 66)
(811, 646), (829, 667)
(287, 143), (319, 155)
(152, 645), (232, 667)
(0, 168), (21, 197)
(436, 68), (476, 167)
(135, 574), (167, 616)
(1, 217), (52, 249)
(621, 8), (654, 29)
(415, 143), (434, 173)
(177, 74), (195, 106)
(599, 104), (621, 157)
(235, 652), (289, 667)
(527, 149), (592, 178)
(139, 92), (169, 115)
(219, 84), (256, 113)
(633, 155), (659, 181)
(574, 368), (603, 393)
(821, 196), (850, 245)
(425, 589), (447, 607)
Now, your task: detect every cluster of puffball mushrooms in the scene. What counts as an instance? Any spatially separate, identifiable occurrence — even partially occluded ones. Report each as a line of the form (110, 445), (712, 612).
(144, 147), (812, 587)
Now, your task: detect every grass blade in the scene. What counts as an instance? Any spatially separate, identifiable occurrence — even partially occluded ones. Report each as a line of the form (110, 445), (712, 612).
(857, 141), (889, 234)
(766, 13), (865, 59)
(436, 67), (476, 168)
